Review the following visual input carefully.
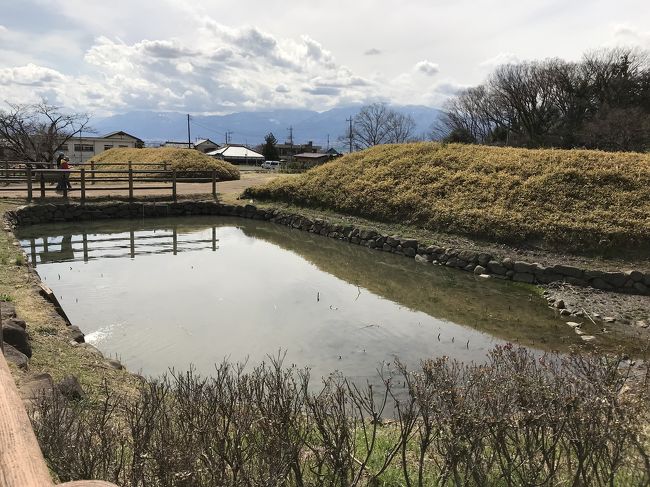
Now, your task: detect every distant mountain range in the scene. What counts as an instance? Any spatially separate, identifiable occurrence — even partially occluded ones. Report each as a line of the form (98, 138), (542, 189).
(92, 105), (445, 150)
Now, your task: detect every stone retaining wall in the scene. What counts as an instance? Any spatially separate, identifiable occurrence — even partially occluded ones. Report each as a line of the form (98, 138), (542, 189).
(4, 201), (650, 296)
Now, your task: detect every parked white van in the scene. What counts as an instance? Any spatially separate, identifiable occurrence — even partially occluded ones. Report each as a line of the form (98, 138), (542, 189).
(261, 160), (281, 170)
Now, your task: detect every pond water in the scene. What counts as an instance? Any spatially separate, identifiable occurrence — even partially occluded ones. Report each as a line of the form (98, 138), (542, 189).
(16, 217), (619, 381)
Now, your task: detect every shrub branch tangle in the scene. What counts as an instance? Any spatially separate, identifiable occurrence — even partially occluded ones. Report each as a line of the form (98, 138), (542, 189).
(31, 346), (649, 486)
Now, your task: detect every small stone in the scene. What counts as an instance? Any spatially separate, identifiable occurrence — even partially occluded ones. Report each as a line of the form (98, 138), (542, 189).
(474, 265), (486, 275)
(580, 335), (596, 342)
(566, 322), (582, 328)
(555, 299), (565, 309)
(603, 317), (616, 323)
(635, 320), (648, 329)
(57, 375), (86, 401)
(574, 328), (585, 335)
(479, 274), (491, 279)
(560, 309), (571, 316)
(625, 271), (643, 282)
(106, 358), (124, 370)
(414, 254), (429, 264)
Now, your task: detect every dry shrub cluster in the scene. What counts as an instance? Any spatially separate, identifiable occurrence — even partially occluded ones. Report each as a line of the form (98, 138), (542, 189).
(244, 142), (650, 253)
(31, 345), (649, 486)
(89, 148), (240, 181)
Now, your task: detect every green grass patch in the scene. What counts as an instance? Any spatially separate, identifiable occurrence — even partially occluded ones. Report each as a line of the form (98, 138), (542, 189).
(245, 142), (650, 254)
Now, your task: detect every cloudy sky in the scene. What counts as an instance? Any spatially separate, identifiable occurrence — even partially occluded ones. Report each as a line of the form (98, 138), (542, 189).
(0, 0), (648, 115)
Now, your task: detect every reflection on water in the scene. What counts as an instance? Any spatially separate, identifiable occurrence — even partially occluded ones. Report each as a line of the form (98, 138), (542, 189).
(16, 217), (629, 381)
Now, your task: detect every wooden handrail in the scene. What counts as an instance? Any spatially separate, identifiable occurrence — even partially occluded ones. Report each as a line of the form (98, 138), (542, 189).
(0, 350), (118, 486)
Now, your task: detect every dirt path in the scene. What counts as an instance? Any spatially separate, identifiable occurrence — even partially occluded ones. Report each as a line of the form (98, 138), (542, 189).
(0, 171), (289, 203)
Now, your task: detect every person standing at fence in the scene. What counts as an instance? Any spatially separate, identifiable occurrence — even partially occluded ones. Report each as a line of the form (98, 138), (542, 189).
(56, 156), (72, 192)
(55, 152), (65, 168)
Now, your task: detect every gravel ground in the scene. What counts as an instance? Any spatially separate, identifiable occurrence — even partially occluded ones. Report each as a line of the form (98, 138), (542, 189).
(542, 282), (649, 329)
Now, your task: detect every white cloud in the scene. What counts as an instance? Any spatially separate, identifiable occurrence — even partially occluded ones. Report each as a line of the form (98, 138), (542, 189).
(0, 63), (66, 86)
(364, 48), (382, 56)
(479, 52), (520, 69)
(611, 23), (650, 48)
(414, 60), (439, 76)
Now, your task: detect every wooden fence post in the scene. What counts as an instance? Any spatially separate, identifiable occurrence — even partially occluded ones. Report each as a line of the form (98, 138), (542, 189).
(26, 167), (32, 202)
(4, 162), (8, 183)
(90, 161), (95, 185)
(212, 170), (217, 200)
(80, 169), (86, 205)
(172, 170), (177, 202)
(128, 166), (134, 201)
(62, 170), (68, 199)
(39, 172), (45, 199)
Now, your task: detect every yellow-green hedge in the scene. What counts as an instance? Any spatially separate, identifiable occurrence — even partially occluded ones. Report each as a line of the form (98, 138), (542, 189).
(245, 142), (650, 252)
(89, 148), (240, 180)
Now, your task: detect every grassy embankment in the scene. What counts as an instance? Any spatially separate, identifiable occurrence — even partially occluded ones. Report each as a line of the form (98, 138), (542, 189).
(0, 199), (139, 396)
(245, 143), (650, 254)
(89, 147), (241, 181)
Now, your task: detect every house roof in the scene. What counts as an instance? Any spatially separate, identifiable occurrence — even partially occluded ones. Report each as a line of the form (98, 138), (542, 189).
(294, 152), (330, 158)
(207, 145), (264, 159)
(194, 138), (219, 146)
(102, 131), (143, 142)
(163, 141), (194, 148)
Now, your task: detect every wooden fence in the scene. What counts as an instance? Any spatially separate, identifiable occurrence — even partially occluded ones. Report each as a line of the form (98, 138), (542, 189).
(21, 226), (220, 266)
(0, 161), (218, 202)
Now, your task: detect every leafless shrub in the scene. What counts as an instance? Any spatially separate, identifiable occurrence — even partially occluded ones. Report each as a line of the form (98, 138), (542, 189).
(30, 346), (650, 486)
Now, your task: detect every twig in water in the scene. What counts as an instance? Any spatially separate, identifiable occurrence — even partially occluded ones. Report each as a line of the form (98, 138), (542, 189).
(582, 308), (598, 327)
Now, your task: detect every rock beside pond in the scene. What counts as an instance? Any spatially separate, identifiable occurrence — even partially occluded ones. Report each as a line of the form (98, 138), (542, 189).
(21, 373), (60, 401)
(414, 254), (428, 264)
(0, 302), (16, 320)
(57, 375), (85, 401)
(2, 321), (32, 357)
(106, 358), (124, 370)
(4, 344), (28, 370)
(69, 325), (85, 343)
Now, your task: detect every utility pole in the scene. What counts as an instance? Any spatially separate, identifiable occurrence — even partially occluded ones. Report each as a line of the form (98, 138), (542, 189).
(187, 114), (191, 148)
(287, 126), (294, 162)
(225, 131), (233, 145)
(327, 134), (330, 151)
(346, 116), (354, 153)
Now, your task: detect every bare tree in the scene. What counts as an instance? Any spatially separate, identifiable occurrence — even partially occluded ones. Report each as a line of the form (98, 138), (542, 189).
(439, 47), (650, 151)
(348, 103), (418, 149)
(0, 101), (91, 163)
(352, 103), (393, 149)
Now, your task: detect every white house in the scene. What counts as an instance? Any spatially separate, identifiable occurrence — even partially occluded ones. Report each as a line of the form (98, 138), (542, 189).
(61, 131), (144, 164)
(207, 145), (264, 165)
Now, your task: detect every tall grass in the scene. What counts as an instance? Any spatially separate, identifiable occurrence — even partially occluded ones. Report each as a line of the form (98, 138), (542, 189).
(90, 148), (240, 181)
(244, 143), (650, 252)
(31, 346), (649, 486)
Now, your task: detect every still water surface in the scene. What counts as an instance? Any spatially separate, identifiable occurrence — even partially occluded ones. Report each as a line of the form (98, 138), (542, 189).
(16, 217), (606, 380)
